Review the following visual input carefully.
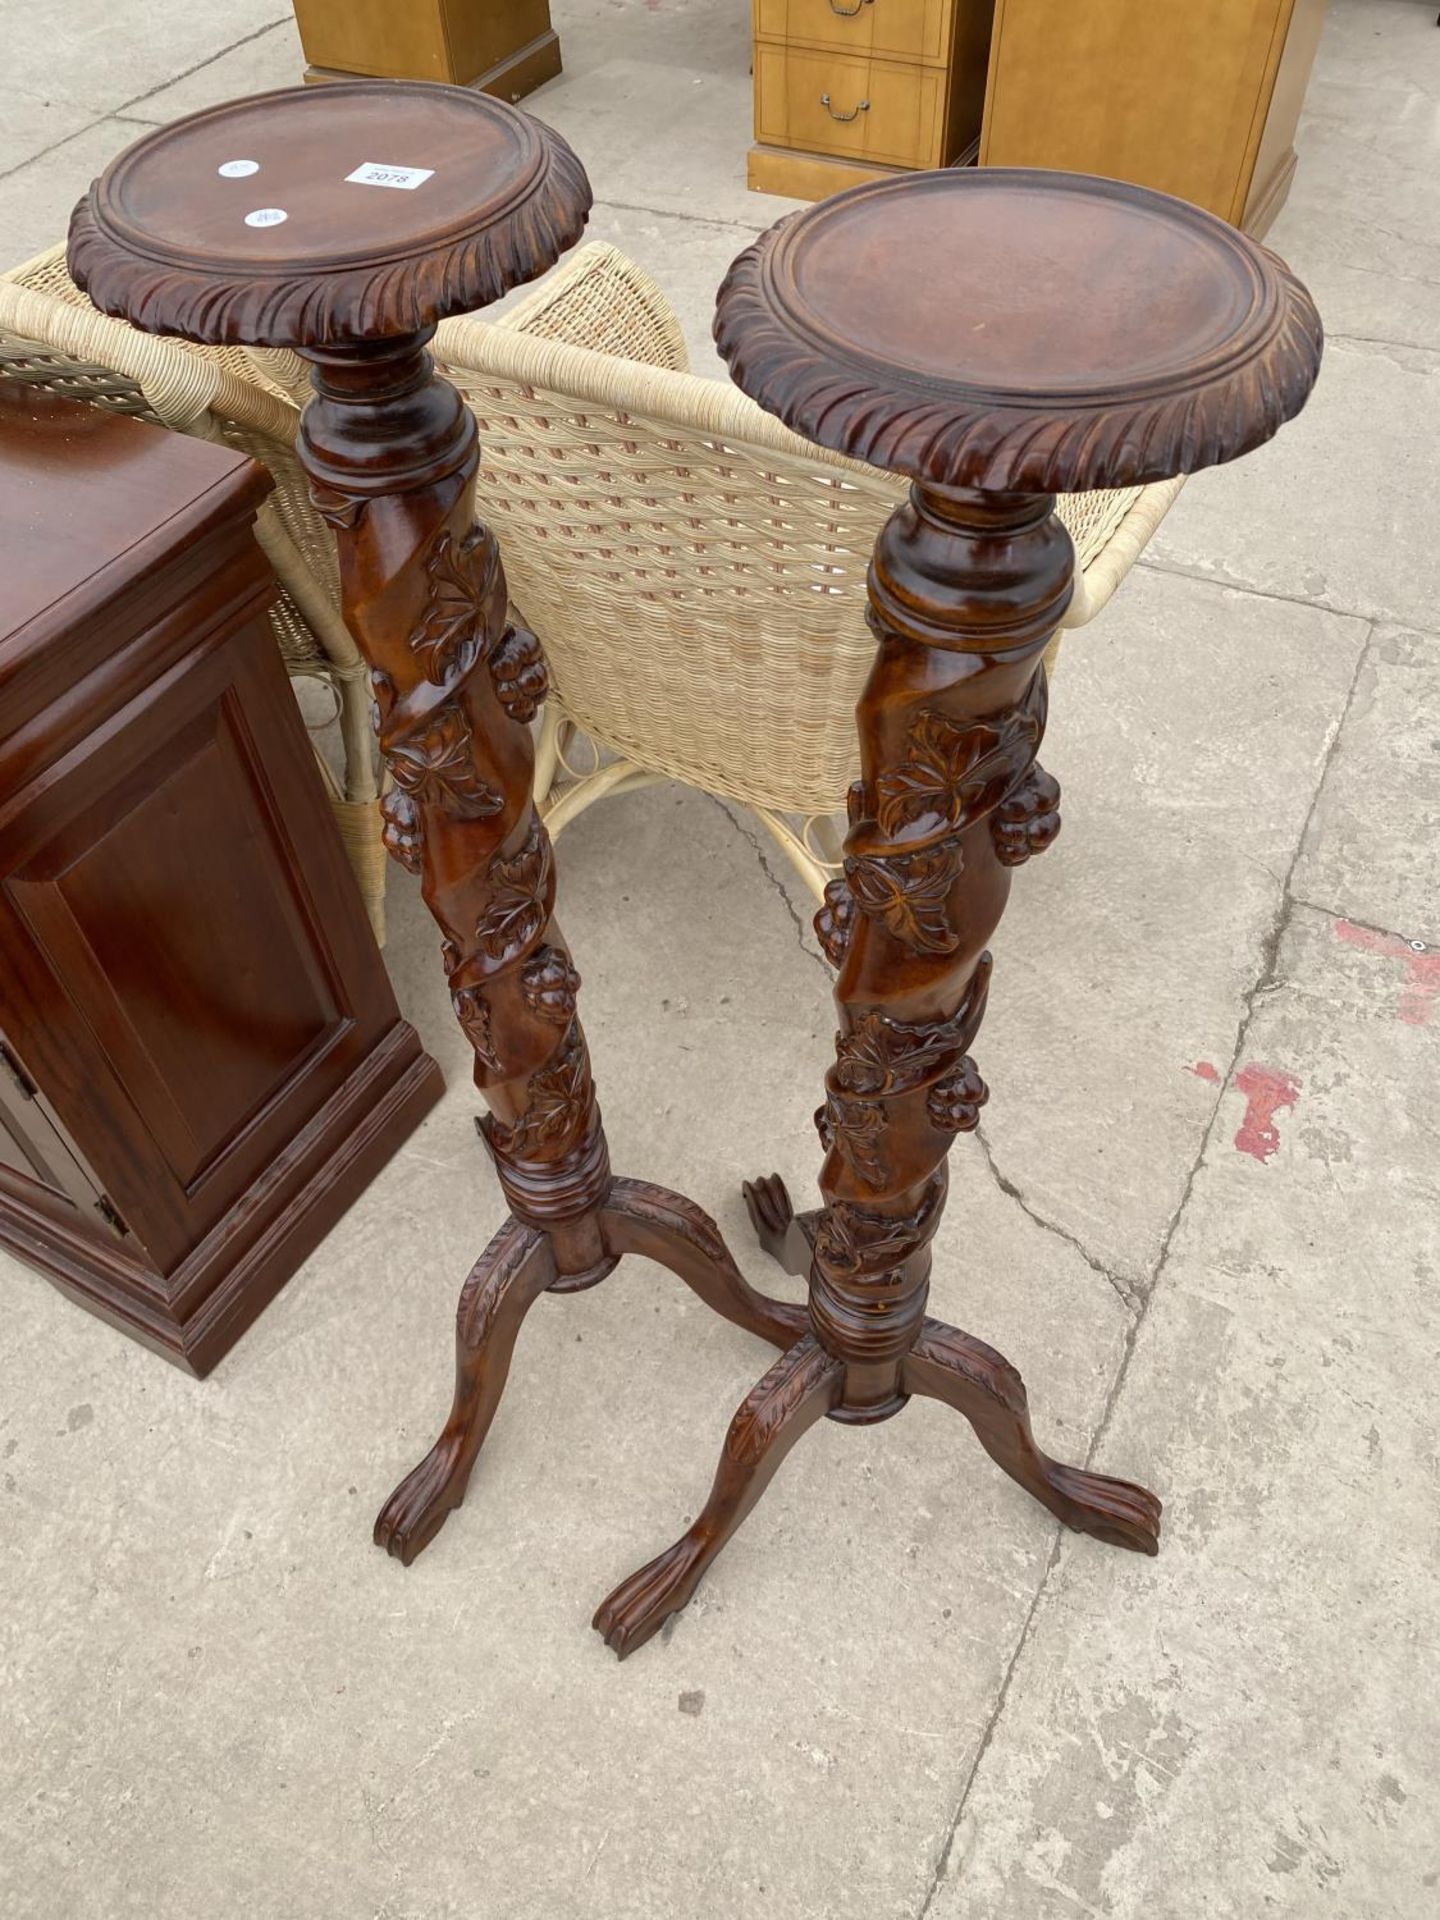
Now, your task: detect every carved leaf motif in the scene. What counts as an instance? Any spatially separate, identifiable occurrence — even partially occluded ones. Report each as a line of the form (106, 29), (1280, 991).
(833, 1012), (953, 1096)
(69, 126), (593, 356)
(458, 1221), (541, 1353)
(814, 1173), (946, 1278)
(844, 843), (962, 955)
(490, 1025), (590, 1158)
(387, 705), (504, 819)
(380, 788), (423, 873)
(712, 215), (1322, 494)
(411, 525), (505, 686)
(726, 1339), (837, 1468)
(816, 1093), (888, 1189)
(876, 682), (1047, 838)
(451, 984), (500, 1072)
(832, 956), (992, 1095)
(608, 1179), (730, 1267)
(490, 623), (550, 722)
(475, 816), (553, 963)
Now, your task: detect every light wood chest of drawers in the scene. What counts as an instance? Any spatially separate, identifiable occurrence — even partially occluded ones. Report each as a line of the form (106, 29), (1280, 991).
(749, 0), (996, 200)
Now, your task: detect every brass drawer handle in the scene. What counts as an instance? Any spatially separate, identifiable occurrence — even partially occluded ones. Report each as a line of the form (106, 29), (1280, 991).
(821, 93), (871, 122)
(827, 0), (874, 15)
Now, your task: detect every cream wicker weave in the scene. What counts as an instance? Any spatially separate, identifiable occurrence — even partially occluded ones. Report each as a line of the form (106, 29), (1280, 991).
(0, 246), (389, 942)
(430, 245), (1187, 896)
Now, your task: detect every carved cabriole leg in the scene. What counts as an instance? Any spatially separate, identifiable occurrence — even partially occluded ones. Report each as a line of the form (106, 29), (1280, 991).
(904, 1321), (1162, 1553)
(375, 1217), (554, 1564)
(592, 1335), (844, 1658)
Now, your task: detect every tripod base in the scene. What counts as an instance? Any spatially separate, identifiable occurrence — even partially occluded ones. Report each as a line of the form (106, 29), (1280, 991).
(591, 1175), (1162, 1659)
(374, 1176), (806, 1565)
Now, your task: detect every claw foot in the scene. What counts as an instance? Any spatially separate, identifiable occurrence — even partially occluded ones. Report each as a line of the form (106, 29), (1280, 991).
(1046, 1462), (1162, 1555)
(592, 1535), (707, 1659)
(373, 1434), (471, 1565)
(742, 1172), (794, 1256)
(741, 1173), (819, 1280)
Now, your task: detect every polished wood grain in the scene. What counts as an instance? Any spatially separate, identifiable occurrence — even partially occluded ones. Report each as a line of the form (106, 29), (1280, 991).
(69, 84), (805, 1548)
(0, 379), (442, 1373)
(593, 168), (1323, 1656)
(979, 0), (1327, 236)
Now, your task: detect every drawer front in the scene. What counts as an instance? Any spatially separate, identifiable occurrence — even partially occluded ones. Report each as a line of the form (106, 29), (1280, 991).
(754, 0), (953, 66)
(755, 45), (947, 167)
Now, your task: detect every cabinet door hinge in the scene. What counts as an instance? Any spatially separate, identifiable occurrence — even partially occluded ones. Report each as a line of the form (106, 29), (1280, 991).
(0, 1041), (37, 1101)
(95, 1195), (129, 1237)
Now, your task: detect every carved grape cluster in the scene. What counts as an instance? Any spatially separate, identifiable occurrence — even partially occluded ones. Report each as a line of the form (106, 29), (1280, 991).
(521, 945), (581, 1025)
(992, 766), (1062, 867)
(490, 623), (550, 722)
(380, 788), (423, 873)
(927, 1056), (988, 1133)
(815, 877), (856, 967)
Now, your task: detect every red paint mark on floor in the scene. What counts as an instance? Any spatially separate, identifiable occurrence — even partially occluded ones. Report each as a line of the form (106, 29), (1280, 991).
(1188, 1060), (1221, 1084)
(1232, 1064), (1301, 1163)
(1334, 920), (1440, 1026)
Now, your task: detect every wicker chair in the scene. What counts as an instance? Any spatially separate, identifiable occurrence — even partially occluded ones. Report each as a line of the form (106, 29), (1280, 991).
(0, 246), (389, 942)
(431, 246), (1187, 896)
(1, 238), (1184, 910)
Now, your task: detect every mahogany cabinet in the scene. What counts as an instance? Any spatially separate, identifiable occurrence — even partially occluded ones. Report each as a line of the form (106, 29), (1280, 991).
(0, 383), (443, 1374)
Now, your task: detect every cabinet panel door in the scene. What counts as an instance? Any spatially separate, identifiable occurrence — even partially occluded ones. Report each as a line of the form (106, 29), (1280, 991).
(0, 617), (390, 1272)
(980, 0), (1292, 223)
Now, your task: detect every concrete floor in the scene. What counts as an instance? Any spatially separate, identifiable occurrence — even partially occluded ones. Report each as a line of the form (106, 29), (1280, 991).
(2, 1), (1438, 1915)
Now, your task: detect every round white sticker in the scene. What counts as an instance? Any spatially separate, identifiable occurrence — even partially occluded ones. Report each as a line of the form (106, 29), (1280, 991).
(217, 159), (259, 178)
(244, 208), (288, 228)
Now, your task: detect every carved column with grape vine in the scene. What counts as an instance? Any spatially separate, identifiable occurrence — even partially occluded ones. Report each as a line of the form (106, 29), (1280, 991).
(300, 331), (612, 1286)
(809, 481), (1067, 1417)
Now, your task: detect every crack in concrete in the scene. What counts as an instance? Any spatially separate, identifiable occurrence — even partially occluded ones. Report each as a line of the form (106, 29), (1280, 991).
(972, 1123), (1139, 1315)
(918, 617), (1375, 1918)
(707, 795), (831, 980)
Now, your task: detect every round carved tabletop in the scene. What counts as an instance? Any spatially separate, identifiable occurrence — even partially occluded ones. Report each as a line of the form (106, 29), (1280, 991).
(68, 82), (591, 347)
(716, 168), (1322, 494)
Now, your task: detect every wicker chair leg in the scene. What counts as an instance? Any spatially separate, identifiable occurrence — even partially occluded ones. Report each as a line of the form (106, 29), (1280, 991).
(533, 700), (567, 808)
(750, 808), (836, 903)
(541, 759), (667, 839)
(334, 659), (378, 806)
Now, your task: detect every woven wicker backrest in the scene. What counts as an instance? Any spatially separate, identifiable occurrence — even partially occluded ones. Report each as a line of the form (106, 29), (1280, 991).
(435, 299), (1141, 816)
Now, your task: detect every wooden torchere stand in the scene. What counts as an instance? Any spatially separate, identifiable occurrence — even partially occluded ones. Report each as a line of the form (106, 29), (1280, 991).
(68, 82), (808, 1561)
(590, 170), (1323, 1656)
